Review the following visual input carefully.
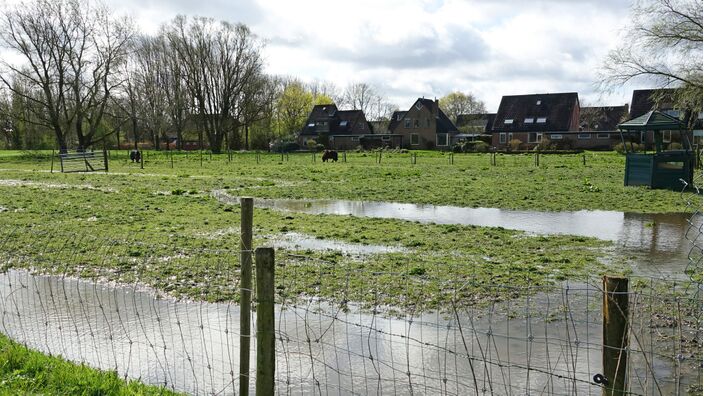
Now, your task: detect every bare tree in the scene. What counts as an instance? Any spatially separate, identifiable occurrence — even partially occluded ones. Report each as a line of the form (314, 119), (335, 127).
(133, 35), (170, 150)
(600, 0), (702, 122)
(0, 0), (133, 151)
(166, 16), (263, 153)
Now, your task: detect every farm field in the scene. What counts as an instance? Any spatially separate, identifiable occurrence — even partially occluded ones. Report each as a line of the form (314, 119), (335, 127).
(0, 149), (700, 394)
(0, 150), (698, 305)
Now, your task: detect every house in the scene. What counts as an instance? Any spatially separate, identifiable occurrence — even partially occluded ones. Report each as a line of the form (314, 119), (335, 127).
(453, 113), (495, 145)
(299, 104), (372, 149)
(628, 88), (701, 149)
(389, 98), (459, 149)
(575, 105), (629, 150)
(491, 92), (580, 150)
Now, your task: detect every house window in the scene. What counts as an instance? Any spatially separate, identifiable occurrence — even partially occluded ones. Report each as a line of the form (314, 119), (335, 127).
(528, 132), (542, 143)
(578, 133), (591, 139)
(508, 132), (513, 141)
(404, 118), (411, 128)
(499, 133), (507, 144)
(663, 130), (672, 143)
(664, 110), (680, 118)
(550, 134), (563, 140)
(339, 121), (348, 127)
(414, 119), (419, 128)
(597, 133), (610, 139)
(524, 118), (534, 124)
(536, 100), (541, 105)
(415, 102), (423, 110)
(307, 123), (315, 127)
(382, 136), (390, 141)
(426, 118), (431, 128)
(351, 136), (359, 142)
(410, 133), (419, 145)
(536, 117), (547, 123)
(504, 119), (514, 125)
(397, 114), (403, 121)
(437, 133), (448, 146)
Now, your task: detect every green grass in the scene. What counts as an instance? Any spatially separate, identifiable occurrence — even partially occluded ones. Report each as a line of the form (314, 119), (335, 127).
(0, 332), (179, 395)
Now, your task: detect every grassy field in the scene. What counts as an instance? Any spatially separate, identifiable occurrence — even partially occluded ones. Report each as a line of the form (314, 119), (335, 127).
(0, 332), (179, 395)
(0, 149), (641, 309)
(0, 149), (695, 393)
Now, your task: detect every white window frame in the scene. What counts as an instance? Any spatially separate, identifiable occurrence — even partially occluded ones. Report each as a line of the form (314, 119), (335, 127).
(410, 133), (419, 145)
(662, 130), (672, 143)
(504, 119), (514, 125)
(437, 133), (448, 147)
(550, 134), (563, 140)
(578, 133), (591, 140)
(536, 100), (541, 105)
(499, 133), (507, 144)
(597, 133), (610, 139)
(414, 119), (420, 128)
(524, 118), (534, 124)
(508, 132), (514, 141)
(528, 132), (542, 143)
(404, 118), (411, 128)
(536, 117), (547, 123)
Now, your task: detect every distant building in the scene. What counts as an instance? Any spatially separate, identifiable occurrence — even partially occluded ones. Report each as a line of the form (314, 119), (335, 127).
(628, 88), (701, 148)
(576, 105), (629, 150)
(389, 98), (459, 149)
(299, 104), (372, 149)
(491, 92), (580, 149)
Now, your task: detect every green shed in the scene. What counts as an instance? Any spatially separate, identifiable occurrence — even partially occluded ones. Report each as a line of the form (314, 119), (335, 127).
(617, 111), (694, 190)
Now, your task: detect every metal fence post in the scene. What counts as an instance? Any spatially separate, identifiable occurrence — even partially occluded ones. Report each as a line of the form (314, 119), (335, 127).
(601, 276), (629, 396)
(240, 197), (254, 396)
(255, 247), (275, 396)
(50, 149), (55, 173)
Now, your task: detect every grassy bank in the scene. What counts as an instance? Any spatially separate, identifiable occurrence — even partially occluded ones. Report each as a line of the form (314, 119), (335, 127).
(0, 332), (179, 395)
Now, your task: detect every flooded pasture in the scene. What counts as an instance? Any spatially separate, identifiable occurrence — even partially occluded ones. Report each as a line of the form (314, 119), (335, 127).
(1, 269), (698, 395)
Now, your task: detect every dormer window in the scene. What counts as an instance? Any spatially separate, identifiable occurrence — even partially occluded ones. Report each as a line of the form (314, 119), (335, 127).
(536, 100), (541, 105)
(339, 120), (348, 127)
(524, 117), (534, 124)
(307, 123), (314, 127)
(397, 114), (403, 121)
(504, 119), (514, 124)
(536, 117), (547, 123)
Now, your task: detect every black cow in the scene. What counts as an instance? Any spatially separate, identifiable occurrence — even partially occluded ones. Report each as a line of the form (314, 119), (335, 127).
(322, 150), (338, 162)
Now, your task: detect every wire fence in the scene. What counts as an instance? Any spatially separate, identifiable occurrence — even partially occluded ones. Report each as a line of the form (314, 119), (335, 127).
(0, 222), (701, 395)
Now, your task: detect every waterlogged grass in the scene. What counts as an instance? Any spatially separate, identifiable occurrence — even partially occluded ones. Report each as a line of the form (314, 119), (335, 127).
(0, 332), (179, 395)
(0, 171), (612, 309)
(0, 149), (697, 213)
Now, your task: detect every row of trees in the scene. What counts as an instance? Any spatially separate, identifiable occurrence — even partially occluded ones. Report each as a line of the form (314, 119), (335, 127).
(0, 0), (406, 152)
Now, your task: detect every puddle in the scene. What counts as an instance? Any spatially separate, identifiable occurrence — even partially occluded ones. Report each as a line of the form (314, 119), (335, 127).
(0, 179), (116, 192)
(0, 269), (697, 395)
(213, 191), (702, 276)
(266, 232), (408, 256)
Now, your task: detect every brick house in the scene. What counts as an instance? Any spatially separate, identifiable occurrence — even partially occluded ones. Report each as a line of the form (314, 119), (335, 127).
(576, 105), (629, 149)
(491, 92), (580, 149)
(389, 98), (459, 149)
(299, 104), (372, 148)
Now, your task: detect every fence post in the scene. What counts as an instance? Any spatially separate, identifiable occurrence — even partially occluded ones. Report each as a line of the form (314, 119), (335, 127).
(343, 151), (346, 163)
(535, 151), (540, 167)
(200, 150), (203, 167)
(170, 150), (174, 169)
(103, 146), (109, 173)
(583, 153), (586, 166)
(255, 247), (275, 396)
(239, 197), (254, 396)
(602, 276), (629, 396)
(50, 149), (55, 173)
(140, 151), (144, 169)
(311, 152), (315, 163)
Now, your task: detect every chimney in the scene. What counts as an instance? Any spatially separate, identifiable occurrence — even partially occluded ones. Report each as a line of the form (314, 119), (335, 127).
(434, 97), (439, 116)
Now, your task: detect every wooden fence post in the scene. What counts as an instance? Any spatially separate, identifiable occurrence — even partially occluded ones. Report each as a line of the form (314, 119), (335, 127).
(583, 153), (586, 166)
(602, 276), (629, 396)
(255, 247), (275, 396)
(140, 151), (144, 169)
(50, 149), (55, 173)
(170, 150), (174, 169)
(343, 151), (346, 163)
(535, 152), (540, 167)
(239, 198), (254, 396)
(103, 146), (109, 173)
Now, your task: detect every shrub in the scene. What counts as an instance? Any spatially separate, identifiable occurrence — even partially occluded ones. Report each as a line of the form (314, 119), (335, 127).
(473, 141), (490, 153)
(452, 143), (464, 153)
(613, 142), (644, 154)
(668, 142), (683, 150)
(508, 139), (522, 151)
(314, 144), (325, 152)
(306, 139), (317, 150)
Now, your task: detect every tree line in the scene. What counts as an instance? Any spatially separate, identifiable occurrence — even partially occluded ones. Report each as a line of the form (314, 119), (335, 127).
(0, 0), (405, 152)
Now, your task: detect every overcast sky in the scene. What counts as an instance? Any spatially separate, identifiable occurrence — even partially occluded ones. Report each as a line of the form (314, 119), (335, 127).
(8, 0), (646, 112)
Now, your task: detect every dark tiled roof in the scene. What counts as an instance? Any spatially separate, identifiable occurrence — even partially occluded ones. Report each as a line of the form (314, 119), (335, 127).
(492, 92), (579, 132)
(388, 111), (407, 133)
(302, 104), (339, 134)
(332, 110), (364, 134)
(629, 89), (678, 118)
(579, 105), (629, 131)
(457, 113), (497, 132)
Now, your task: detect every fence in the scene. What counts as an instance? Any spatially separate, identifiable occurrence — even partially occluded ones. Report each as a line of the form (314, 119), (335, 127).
(0, 209), (701, 395)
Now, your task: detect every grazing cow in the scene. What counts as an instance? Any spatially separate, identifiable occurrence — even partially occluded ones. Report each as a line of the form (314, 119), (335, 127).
(322, 150), (338, 162)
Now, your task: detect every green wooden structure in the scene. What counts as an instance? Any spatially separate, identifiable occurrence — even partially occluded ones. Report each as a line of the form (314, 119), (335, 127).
(618, 111), (694, 190)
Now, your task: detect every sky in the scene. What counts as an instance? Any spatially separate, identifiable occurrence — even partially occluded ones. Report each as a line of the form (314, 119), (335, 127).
(7, 0), (645, 112)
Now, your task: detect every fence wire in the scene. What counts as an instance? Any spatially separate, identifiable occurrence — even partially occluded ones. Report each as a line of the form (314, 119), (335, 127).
(0, 223), (701, 395)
